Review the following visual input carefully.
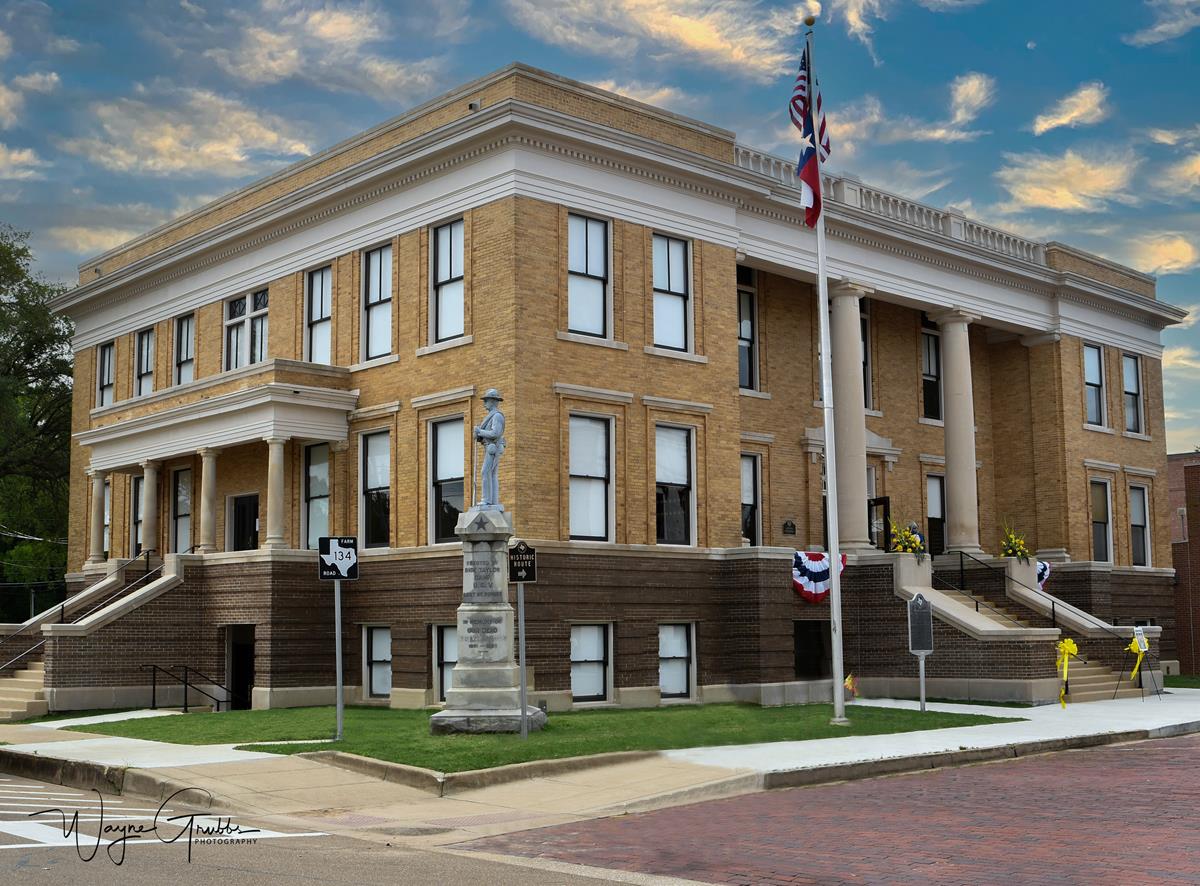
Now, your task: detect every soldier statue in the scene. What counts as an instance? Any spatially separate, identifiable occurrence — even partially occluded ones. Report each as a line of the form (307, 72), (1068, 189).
(474, 388), (506, 509)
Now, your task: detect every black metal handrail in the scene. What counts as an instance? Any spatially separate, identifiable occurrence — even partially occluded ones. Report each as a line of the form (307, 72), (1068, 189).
(0, 547), (196, 676)
(929, 569), (1030, 630)
(145, 663), (237, 713)
(951, 549), (1163, 697)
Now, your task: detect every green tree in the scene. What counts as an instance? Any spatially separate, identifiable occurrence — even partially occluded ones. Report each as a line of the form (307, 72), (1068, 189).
(0, 225), (72, 621)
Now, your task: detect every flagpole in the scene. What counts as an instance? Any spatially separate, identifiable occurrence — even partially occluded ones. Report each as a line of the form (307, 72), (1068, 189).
(806, 19), (849, 725)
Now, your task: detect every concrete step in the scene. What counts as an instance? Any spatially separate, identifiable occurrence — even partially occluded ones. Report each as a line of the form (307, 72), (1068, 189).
(1067, 687), (1147, 703)
(0, 676), (45, 691)
(0, 685), (45, 701)
(0, 699), (48, 720)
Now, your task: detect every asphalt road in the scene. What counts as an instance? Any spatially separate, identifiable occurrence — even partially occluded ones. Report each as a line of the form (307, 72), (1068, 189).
(0, 775), (625, 884)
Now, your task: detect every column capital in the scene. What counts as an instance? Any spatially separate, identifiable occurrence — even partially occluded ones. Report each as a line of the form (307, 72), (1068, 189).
(263, 435), (290, 446)
(197, 447), (221, 459)
(86, 467), (107, 480)
(928, 307), (979, 327)
(1020, 332), (1061, 348)
(830, 280), (874, 300)
(329, 439), (351, 453)
(138, 459), (161, 471)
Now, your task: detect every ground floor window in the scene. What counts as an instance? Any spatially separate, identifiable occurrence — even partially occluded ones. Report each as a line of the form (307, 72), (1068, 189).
(365, 626), (392, 698)
(570, 624), (609, 702)
(658, 623), (692, 699)
(436, 625), (457, 702)
(794, 620), (832, 679)
(1091, 479), (1111, 562)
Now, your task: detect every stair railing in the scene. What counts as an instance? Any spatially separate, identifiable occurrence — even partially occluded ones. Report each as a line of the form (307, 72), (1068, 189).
(145, 663), (239, 713)
(928, 570), (1029, 629)
(951, 550), (1164, 700)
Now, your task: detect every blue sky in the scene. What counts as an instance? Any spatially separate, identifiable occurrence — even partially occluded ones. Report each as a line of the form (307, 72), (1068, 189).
(1, 0), (1197, 447)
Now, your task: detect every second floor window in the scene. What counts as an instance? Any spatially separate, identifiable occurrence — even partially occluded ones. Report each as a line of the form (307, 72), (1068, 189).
(737, 266), (757, 389)
(1123, 354), (1142, 434)
(432, 418), (465, 543)
(568, 214), (608, 337)
(307, 268), (332, 364)
(1084, 344), (1105, 426)
(304, 443), (330, 551)
(569, 415), (610, 541)
(362, 431), (390, 548)
(175, 314), (195, 385)
(225, 290), (268, 371)
(97, 341), (115, 407)
(434, 219), (465, 342)
(363, 245), (393, 360)
(652, 234), (689, 351)
(655, 425), (692, 545)
(922, 326), (942, 421)
(135, 328), (154, 397)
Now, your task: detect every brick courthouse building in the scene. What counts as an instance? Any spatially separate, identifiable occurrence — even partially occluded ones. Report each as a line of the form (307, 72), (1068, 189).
(6, 65), (1186, 717)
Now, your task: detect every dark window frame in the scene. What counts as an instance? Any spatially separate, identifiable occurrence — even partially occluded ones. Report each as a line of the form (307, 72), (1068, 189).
(175, 314), (195, 385)
(431, 418), (465, 544)
(1122, 353), (1142, 434)
(922, 330), (942, 421)
(135, 328), (155, 397)
(1090, 478), (1111, 562)
(131, 475), (144, 556)
(433, 219), (465, 343)
(306, 268), (332, 364)
(1084, 343), (1106, 427)
(567, 214), (609, 338)
(436, 624), (457, 702)
(655, 425), (693, 545)
(172, 468), (191, 553)
(362, 431), (391, 549)
(365, 625), (392, 699)
(737, 273), (757, 390)
(1130, 484), (1150, 567)
(569, 415), (611, 542)
(570, 623), (610, 702)
(363, 244), (393, 360)
(741, 452), (760, 546)
(658, 623), (693, 699)
(651, 233), (690, 352)
(97, 341), (115, 406)
(304, 443), (330, 551)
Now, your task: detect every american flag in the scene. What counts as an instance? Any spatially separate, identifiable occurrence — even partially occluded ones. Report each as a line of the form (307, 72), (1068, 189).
(789, 46), (831, 228)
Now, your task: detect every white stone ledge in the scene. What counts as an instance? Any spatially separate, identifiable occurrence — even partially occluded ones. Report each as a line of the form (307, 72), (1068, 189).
(556, 331), (629, 350)
(739, 388), (772, 400)
(642, 395), (713, 413)
(411, 385), (475, 409)
(416, 335), (473, 357)
(1084, 423), (1115, 435)
(643, 346), (708, 364)
(552, 382), (634, 404)
(349, 354), (400, 372)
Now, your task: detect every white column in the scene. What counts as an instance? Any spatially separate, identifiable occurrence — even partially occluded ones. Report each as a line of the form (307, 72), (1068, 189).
(263, 436), (288, 549)
(198, 448), (219, 554)
(87, 469), (107, 565)
(829, 282), (873, 552)
(140, 461), (160, 555)
(935, 309), (983, 555)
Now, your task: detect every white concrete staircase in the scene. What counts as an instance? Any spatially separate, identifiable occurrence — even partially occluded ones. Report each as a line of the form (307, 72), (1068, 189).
(1064, 660), (1148, 703)
(0, 660), (48, 722)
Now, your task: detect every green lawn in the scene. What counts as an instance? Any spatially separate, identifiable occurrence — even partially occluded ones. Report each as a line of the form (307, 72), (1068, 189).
(1166, 675), (1200, 689)
(66, 703), (1020, 773)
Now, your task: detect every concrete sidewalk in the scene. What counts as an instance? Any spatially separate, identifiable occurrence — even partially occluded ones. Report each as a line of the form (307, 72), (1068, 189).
(1, 691), (1198, 849)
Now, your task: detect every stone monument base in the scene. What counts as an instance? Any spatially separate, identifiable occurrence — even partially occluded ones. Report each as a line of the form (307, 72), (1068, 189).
(429, 706), (548, 735)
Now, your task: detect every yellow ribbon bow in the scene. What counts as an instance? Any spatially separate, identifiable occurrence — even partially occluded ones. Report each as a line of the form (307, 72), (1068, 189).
(1125, 637), (1148, 683)
(1056, 638), (1078, 708)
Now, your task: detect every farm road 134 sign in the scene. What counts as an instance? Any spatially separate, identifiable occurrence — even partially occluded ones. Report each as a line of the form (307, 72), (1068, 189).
(318, 537), (359, 581)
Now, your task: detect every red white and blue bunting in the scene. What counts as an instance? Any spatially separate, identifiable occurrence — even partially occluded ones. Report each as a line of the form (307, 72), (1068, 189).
(1037, 560), (1051, 589)
(792, 551), (847, 603)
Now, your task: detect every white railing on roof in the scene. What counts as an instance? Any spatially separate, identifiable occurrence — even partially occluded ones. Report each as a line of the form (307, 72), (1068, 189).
(733, 144), (1046, 266)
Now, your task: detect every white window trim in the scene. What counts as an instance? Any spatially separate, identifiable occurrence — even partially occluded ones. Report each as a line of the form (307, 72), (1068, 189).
(1129, 483), (1152, 568)
(1090, 477), (1113, 564)
(301, 442), (330, 552)
(565, 211), (614, 341)
(650, 232), (695, 354)
(361, 242), (394, 363)
(1083, 343), (1107, 429)
(427, 414), (466, 546)
(359, 428), (391, 549)
(429, 217), (466, 345)
(659, 622), (697, 703)
(362, 624), (392, 700)
(654, 422), (697, 548)
(569, 412), (616, 543)
(740, 452), (762, 546)
(1122, 352), (1145, 437)
(570, 622), (615, 705)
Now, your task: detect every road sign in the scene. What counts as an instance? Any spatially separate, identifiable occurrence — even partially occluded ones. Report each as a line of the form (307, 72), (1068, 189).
(508, 540), (537, 584)
(907, 593), (934, 655)
(318, 536), (359, 581)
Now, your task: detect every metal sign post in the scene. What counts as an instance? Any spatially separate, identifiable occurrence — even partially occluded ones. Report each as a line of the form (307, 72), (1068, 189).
(508, 541), (538, 739)
(907, 593), (934, 712)
(318, 536), (359, 742)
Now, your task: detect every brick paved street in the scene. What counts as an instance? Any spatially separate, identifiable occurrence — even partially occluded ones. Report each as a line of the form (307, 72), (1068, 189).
(461, 734), (1200, 885)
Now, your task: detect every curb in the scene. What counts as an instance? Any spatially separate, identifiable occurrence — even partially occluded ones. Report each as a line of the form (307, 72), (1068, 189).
(296, 749), (659, 796)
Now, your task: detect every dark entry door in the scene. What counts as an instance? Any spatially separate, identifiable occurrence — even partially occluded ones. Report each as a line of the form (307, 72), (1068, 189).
(228, 624), (254, 710)
(232, 494), (259, 551)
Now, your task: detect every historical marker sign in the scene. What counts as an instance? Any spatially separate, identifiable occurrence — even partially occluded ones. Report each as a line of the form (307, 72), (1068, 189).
(318, 536), (359, 581)
(907, 593), (934, 655)
(508, 541), (537, 584)
(1134, 625), (1149, 653)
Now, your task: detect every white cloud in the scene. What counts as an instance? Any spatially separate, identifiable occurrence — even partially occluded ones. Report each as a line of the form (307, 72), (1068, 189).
(47, 36), (80, 53)
(826, 0), (887, 61)
(1164, 345), (1200, 370)
(1165, 153), (1200, 194)
(1032, 82), (1109, 135)
(824, 94), (885, 158)
(203, 1), (443, 101)
(0, 29), (10, 61)
(58, 84), (311, 177)
(506, 0), (814, 82)
(0, 142), (45, 179)
(1174, 304), (1200, 328)
(994, 147), (1139, 213)
(47, 225), (150, 255)
(949, 72), (995, 126)
(1026, 40), (1036, 49)
(589, 79), (697, 111)
(1129, 233), (1200, 275)
(915, 0), (985, 9)
(0, 82), (19, 128)
(11, 71), (60, 93)
(1125, 0), (1200, 46)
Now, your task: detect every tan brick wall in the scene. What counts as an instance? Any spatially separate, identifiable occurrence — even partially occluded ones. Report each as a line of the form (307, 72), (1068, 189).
(1045, 245), (1156, 299)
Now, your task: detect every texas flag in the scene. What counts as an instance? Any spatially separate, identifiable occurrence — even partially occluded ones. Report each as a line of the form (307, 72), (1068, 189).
(789, 46), (831, 228)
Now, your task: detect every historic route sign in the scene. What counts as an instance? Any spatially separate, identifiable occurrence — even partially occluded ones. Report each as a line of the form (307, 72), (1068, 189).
(508, 540), (537, 584)
(318, 536), (359, 581)
(1134, 625), (1149, 653)
(907, 593), (934, 655)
